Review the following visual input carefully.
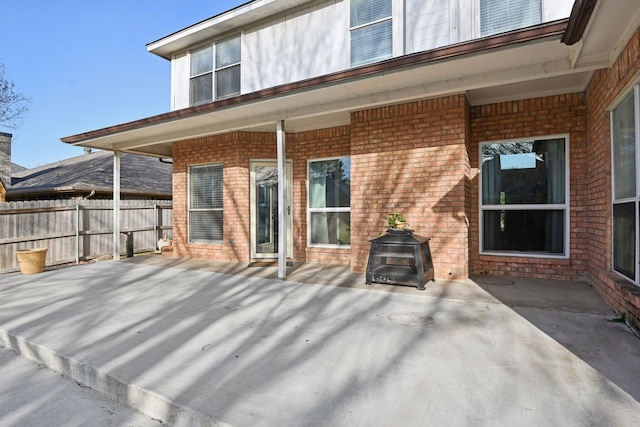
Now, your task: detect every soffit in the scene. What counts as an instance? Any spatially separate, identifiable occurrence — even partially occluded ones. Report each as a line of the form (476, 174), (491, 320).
(66, 34), (589, 158)
(571, 0), (640, 68)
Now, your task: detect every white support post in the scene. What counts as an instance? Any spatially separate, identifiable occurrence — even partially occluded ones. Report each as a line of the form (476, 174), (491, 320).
(113, 151), (121, 261)
(276, 120), (287, 279)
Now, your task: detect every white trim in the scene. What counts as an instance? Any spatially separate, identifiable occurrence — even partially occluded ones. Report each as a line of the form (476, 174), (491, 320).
(188, 162), (224, 245)
(249, 159), (293, 260)
(478, 134), (570, 259)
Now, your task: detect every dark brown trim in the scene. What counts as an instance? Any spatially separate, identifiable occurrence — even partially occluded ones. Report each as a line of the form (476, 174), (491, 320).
(62, 20), (568, 145)
(561, 0), (598, 45)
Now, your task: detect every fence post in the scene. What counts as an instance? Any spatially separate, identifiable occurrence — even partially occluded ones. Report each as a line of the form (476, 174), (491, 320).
(75, 203), (80, 264)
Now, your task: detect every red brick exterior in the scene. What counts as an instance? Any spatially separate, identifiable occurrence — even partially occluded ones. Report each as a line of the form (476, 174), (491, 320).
(350, 95), (471, 279)
(170, 25), (640, 330)
(584, 27), (640, 329)
(469, 93), (588, 281)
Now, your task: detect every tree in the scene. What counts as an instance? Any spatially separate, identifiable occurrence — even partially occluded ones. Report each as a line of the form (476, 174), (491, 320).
(0, 62), (29, 130)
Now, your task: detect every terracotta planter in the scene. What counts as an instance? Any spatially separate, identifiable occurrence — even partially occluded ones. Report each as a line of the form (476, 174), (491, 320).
(16, 248), (47, 275)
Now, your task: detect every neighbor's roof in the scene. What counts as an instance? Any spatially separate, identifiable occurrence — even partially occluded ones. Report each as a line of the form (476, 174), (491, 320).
(9, 150), (172, 198)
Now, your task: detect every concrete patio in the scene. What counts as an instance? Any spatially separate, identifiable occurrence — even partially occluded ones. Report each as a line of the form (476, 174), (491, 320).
(0, 255), (639, 426)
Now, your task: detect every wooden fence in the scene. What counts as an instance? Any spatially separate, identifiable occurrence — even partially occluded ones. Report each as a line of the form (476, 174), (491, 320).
(0, 200), (172, 272)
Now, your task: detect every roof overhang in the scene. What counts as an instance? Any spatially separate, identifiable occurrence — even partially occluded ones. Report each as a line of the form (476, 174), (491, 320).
(148, 0), (316, 60)
(62, 0), (640, 159)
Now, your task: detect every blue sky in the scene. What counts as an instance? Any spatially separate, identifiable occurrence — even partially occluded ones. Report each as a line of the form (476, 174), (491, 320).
(0, 0), (246, 168)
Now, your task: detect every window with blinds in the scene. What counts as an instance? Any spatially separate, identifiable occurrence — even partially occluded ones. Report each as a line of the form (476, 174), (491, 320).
(190, 45), (213, 106)
(350, 0), (392, 67)
(480, 0), (542, 37)
(215, 35), (241, 100)
(189, 34), (241, 106)
(189, 164), (224, 244)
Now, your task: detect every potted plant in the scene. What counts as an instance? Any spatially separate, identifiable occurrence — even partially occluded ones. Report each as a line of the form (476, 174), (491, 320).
(386, 212), (410, 231)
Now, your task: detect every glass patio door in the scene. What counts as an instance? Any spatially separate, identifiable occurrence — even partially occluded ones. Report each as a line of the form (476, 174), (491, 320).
(250, 161), (292, 259)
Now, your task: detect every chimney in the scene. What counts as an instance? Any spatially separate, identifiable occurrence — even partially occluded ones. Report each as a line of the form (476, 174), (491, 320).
(0, 132), (12, 189)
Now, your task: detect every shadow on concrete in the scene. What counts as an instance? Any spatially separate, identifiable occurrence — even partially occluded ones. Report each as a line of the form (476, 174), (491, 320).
(473, 274), (640, 402)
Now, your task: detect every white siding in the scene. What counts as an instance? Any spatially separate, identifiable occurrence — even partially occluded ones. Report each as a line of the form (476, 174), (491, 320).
(406, 0), (451, 53)
(167, 0), (576, 109)
(243, 0), (348, 93)
(172, 51), (190, 110)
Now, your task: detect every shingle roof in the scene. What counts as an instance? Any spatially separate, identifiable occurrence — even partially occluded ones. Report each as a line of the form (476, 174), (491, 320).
(9, 150), (172, 198)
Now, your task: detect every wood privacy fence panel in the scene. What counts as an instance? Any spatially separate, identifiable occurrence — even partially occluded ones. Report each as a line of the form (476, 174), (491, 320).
(0, 200), (172, 272)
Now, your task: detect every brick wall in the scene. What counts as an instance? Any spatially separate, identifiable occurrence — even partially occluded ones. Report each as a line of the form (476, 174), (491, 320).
(469, 94), (588, 280)
(292, 126), (351, 264)
(172, 128), (351, 264)
(172, 132), (276, 261)
(585, 26), (640, 329)
(350, 95), (471, 279)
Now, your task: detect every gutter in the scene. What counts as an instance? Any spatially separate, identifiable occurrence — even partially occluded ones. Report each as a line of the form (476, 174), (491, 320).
(561, 0), (598, 45)
(62, 20), (568, 145)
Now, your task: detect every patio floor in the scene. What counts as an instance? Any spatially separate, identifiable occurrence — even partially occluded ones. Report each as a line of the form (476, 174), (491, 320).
(0, 254), (639, 426)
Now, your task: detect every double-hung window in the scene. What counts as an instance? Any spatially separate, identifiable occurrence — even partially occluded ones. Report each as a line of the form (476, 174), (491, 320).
(189, 164), (224, 244)
(480, 0), (542, 37)
(215, 35), (241, 100)
(190, 45), (213, 106)
(611, 88), (638, 283)
(308, 157), (351, 246)
(480, 136), (569, 256)
(189, 34), (241, 105)
(350, 0), (392, 67)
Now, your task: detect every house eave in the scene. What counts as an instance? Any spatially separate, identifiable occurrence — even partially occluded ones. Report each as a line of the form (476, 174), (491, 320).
(64, 20), (572, 154)
(147, 0), (317, 60)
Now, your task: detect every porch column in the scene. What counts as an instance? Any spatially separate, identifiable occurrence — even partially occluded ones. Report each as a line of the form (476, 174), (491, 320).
(276, 120), (287, 279)
(113, 151), (121, 261)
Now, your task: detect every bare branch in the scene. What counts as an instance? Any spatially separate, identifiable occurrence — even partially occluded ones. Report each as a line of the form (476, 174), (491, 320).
(0, 62), (30, 130)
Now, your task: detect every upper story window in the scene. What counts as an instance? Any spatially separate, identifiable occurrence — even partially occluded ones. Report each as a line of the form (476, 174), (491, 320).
(350, 0), (392, 67)
(189, 34), (241, 106)
(480, 0), (542, 37)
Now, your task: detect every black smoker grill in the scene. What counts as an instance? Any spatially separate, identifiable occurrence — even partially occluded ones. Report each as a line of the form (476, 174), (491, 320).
(365, 229), (435, 290)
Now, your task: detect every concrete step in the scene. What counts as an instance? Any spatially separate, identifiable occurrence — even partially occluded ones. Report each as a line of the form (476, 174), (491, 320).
(1, 330), (213, 426)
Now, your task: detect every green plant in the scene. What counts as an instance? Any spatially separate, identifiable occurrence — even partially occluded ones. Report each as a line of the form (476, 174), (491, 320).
(611, 312), (626, 323)
(386, 212), (408, 229)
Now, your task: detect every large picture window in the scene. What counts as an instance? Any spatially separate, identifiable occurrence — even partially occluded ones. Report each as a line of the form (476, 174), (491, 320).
(189, 34), (241, 106)
(611, 89), (638, 282)
(480, 136), (568, 256)
(189, 164), (223, 244)
(350, 0), (392, 67)
(480, 0), (542, 37)
(308, 157), (351, 246)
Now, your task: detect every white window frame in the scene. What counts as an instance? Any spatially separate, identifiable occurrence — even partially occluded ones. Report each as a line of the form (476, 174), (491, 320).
(188, 163), (224, 245)
(188, 34), (241, 106)
(189, 44), (213, 106)
(214, 34), (241, 101)
(610, 84), (640, 285)
(479, 134), (570, 259)
(349, 0), (393, 67)
(307, 156), (351, 248)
